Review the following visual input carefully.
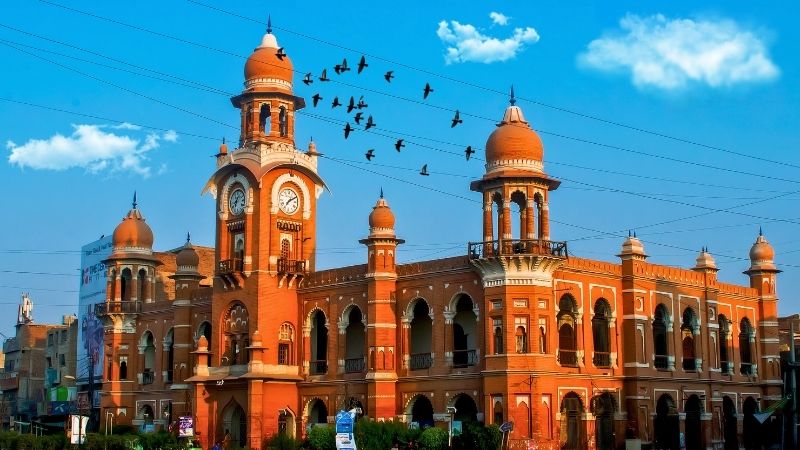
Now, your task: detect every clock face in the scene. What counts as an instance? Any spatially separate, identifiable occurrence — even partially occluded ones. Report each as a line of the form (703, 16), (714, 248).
(229, 188), (246, 215)
(278, 187), (299, 214)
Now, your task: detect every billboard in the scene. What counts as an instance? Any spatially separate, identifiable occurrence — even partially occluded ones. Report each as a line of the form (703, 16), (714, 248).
(78, 236), (113, 384)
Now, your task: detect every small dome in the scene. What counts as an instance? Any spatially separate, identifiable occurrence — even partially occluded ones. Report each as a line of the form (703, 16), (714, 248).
(485, 104), (544, 170)
(176, 236), (199, 268)
(218, 139), (228, 155)
(694, 247), (717, 271)
(750, 234), (775, 262)
(618, 233), (647, 260)
(243, 31), (293, 89)
(197, 335), (208, 351)
(112, 202), (154, 249)
(369, 196), (395, 231)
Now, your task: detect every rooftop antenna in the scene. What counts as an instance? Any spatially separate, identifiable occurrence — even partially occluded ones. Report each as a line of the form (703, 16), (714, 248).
(509, 85), (516, 106)
(267, 14), (272, 34)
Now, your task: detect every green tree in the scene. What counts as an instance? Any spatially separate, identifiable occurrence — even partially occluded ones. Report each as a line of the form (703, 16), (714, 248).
(307, 426), (335, 450)
(417, 427), (448, 450)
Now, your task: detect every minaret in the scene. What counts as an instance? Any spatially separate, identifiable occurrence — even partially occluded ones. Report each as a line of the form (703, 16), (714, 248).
(745, 230), (781, 386)
(359, 193), (404, 420)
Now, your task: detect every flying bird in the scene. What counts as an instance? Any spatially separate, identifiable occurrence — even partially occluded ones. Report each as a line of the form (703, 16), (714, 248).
(451, 110), (463, 128)
(384, 71), (394, 83)
(354, 112), (364, 125)
(319, 69), (330, 82)
(331, 96), (342, 108)
(344, 122), (353, 139)
(303, 73), (313, 85)
(357, 55), (368, 74)
(312, 93), (322, 107)
(276, 47), (287, 60)
(347, 96), (357, 113)
(365, 115), (376, 130)
(365, 149), (375, 161)
(465, 145), (475, 161)
(395, 139), (405, 152)
(419, 164), (430, 176)
(423, 83), (433, 99)
(357, 96), (368, 109)
(334, 58), (350, 74)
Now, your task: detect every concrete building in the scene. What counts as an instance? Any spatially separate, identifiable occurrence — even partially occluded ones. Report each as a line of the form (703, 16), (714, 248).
(92, 27), (784, 450)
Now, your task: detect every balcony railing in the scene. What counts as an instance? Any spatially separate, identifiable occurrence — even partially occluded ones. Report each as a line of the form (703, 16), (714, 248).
(277, 258), (307, 275)
(654, 354), (669, 370)
(740, 362), (755, 376)
(593, 351), (611, 368)
(141, 371), (154, 385)
(345, 357), (365, 374)
(95, 301), (141, 315)
(409, 353), (433, 370)
(218, 258), (243, 274)
(468, 239), (568, 259)
(452, 349), (478, 368)
(309, 360), (328, 375)
(558, 349), (578, 367)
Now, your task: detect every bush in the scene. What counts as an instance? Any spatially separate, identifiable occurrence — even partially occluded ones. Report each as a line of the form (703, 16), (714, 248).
(263, 433), (302, 450)
(307, 426), (335, 450)
(417, 427), (448, 450)
(452, 423), (502, 450)
(354, 419), (411, 450)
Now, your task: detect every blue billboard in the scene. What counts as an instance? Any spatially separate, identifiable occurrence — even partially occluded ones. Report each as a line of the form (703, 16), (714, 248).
(77, 236), (113, 384)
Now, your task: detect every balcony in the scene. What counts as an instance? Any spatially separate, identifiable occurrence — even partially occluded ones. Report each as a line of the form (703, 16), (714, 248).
(558, 349), (578, 367)
(409, 353), (433, 370)
(740, 363), (755, 376)
(452, 349), (478, 368)
(218, 258), (243, 274)
(309, 360), (328, 375)
(654, 354), (669, 370)
(277, 258), (307, 275)
(344, 357), (365, 374)
(593, 352), (611, 368)
(468, 239), (568, 259)
(141, 370), (154, 385)
(95, 301), (141, 315)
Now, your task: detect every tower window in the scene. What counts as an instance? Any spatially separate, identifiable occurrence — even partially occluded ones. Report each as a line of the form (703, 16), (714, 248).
(279, 106), (288, 137)
(259, 103), (271, 134)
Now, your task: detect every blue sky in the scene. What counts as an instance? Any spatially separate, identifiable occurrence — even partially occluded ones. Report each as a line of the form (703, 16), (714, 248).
(1, 0), (799, 337)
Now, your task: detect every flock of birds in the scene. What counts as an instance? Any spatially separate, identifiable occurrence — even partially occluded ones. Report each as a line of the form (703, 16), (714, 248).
(274, 49), (478, 175)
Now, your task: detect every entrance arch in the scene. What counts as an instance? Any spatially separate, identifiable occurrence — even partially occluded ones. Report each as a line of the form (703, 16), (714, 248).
(221, 401), (246, 449)
(408, 395), (434, 429)
(560, 392), (584, 450)
(654, 394), (679, 449)
(742, 397), (760, 450)
(452, 394), (478, 422)
(722, 396), (738, 450)
(684, 395), (702, 450)
(591, 393), (615, 450)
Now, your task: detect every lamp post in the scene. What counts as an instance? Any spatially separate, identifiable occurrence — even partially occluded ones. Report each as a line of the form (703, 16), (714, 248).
(64, 375), (87, 448)
(446, 406), (457, 448)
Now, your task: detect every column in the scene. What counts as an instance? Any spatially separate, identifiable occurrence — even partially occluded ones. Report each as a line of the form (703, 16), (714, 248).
(540, 202), (550, 240)
(502, 201), (512, 239)
(444, 311), (455, 367)
(483, 191), (493, 242)
(302, 326), (311, 375)
(525, 199), (536, 240)
(575, 313), (585, 367)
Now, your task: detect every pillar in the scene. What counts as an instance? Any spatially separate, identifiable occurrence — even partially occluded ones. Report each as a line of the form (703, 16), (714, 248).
(540, 202), (550, 240)
(525, 199), (536, 240)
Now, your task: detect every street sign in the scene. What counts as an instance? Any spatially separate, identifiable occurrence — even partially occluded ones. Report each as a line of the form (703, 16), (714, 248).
(335, 410), (354, 434)
(335, 410), (357, 450)
(499, 421), (514, 433)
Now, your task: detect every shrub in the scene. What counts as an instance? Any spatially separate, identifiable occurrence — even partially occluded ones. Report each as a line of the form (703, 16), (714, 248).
(263, 433), (302, 450)
(417, 427), (448, 450)
(353, 419), (410, 450)
(452, 422), (502, 450)
(307, 426), (335, 450)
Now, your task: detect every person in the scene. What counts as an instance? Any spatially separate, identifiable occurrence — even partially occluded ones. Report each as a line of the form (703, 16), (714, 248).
(211, 441), (222, 450)
(222, 430), (232, 450)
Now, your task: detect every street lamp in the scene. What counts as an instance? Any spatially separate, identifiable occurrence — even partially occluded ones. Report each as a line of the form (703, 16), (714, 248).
(446, 406), (457, 448)
(64, 375), (88, 448)
(105, 411), (115, 436)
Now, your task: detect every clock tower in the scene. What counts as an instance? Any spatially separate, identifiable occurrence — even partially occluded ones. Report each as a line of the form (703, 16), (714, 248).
(197, 22), (326, 448)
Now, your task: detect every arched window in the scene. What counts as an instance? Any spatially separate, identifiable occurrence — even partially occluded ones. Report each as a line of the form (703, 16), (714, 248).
(138, 268), (148, 302)
(259, 103), (271, 134)
(452, 295), (478, 367)
(539, 319), (547, 354)
(560, 393), (584, 450)
(409, 395), (434, 429)
(222, 303), (250, 366)
(409, 300), (433, 370)
(246, 104), (253, 133)
(654, 394), (679, 449)
(120, 268), (132, 302)
(592, 299), (611, 367)
(515, 325), (528, 354)
(109, 269), (117, 301)
(742, 397), (760, 449)
(510, 190), (526, 241)
(140, 331), (155, 384)
(653, 304), (670, 370)
(278, 106), (288, 137)
(119, 357), (128, 380)
(493, 318), (503, 355)
(722, 396), (738, 450)
(309, 310), (328, 374)
(681, 308), (698, 371)
(684, 395), (703, 450)
(165, 328), (175, 383)
(344, 307), (365, 373)
(278, 322), (294, 365)
(739, 318), (754, 375)
(452, 394), (479, 423)
(308, 399), (328, 425)
(718, 315), (731, 373)
(197, 321), (212, 350)
(557, 295), (578, 367)
(592, 393), (615, 450)
(493, 399), (503, 425)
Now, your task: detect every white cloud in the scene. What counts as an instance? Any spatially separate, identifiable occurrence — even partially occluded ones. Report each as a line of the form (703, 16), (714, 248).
(6, 124), (174, 177)
(437, 19), (539, 64)
(579, 13), (779, 90)
(489, 12), (510, 26)
(112, 122), (142, 130)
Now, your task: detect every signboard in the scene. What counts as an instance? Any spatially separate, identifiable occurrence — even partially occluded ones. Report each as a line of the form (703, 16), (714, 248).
(178, 416), (194, 438)
(500, 421), (514, 433)
(452, 421), (462, 437)
(69, 415), (88, 444)
(334, 410), (356, 450)
(78, 236), (112, 384)
(335, 410), (354, 434)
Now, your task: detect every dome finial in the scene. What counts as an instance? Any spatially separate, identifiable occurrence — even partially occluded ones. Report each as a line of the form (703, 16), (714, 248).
(759, 226), (763, 236)
(186, 232), (191, 244)
(509, 85), (516, 106)
(267, 14), (272, 34)
(132, 191), (138, 209)
(380, 187), (384, 199)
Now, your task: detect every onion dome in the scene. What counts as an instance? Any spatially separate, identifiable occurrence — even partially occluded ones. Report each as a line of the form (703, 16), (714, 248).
(747, 230), (778, 272)
(368, 192), (395, 235)
(218, 138), (228, 155)
(112, 193), (154, 250)
(485, 89), (544, 173)
(694, 246), (718, 271)
(176, 233), (200, 270)
(243, 20), (293, 92)
(618, 231), (647, 260)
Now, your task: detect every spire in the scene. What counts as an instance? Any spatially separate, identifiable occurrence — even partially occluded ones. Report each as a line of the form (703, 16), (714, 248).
(186, 232), (191, 244)
(509, 85), (516, 106)
(759, 226), (763, 236)
(132, 191), (138, 209)
(267, 14), (272, 34)
(380, 187), (384, 199)
(222, 137), (226, 145)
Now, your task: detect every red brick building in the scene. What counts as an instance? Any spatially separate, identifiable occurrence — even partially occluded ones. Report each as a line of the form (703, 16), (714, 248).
(95, 28), (783, 450)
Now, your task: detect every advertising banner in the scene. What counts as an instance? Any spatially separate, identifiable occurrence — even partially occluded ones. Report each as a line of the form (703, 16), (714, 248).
(178, 416), (194, 438)
(69, 415), (88, 444)
(78, 236), (112, 384)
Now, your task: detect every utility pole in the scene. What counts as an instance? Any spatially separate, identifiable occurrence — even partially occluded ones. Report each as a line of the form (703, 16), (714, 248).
(790, 320), (798, 449)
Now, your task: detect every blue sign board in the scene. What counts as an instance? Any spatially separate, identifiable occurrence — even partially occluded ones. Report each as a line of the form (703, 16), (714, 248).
(335, 410), (354, 434)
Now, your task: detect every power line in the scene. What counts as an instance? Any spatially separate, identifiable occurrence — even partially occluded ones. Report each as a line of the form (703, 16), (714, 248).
(0, 270), (77, 277)
(182, 0), (800, 172)
(0, 285), (79, 293)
